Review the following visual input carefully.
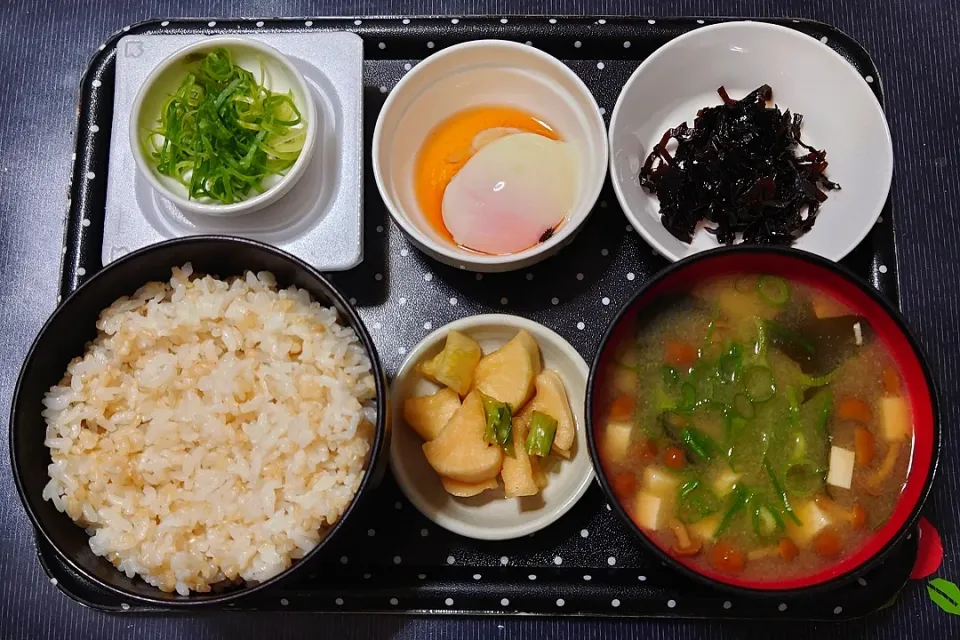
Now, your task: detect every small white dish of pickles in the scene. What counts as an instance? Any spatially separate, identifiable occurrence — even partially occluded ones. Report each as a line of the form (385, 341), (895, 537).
(390, 314), (594, 540)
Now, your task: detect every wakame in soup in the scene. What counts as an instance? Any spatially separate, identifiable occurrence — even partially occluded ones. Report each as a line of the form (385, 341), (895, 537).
(598, 275), (913, 580)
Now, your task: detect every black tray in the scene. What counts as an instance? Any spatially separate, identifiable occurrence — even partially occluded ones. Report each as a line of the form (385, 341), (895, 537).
(50, 16), (911, 619)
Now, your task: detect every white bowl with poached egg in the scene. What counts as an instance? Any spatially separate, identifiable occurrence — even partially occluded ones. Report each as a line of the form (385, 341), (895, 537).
(372, 40), (607, 272)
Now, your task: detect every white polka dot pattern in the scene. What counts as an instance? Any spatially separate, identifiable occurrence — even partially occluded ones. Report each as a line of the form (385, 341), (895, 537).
(61, 17), (903, 621)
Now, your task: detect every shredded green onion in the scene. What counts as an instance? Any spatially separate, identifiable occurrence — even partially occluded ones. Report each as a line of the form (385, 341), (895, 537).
(798, 369), (838, 389)
(481, 393), (513, 448)
(751, 501), (783, 537)
(677, 480), (721, 524)
(525, 411), (558, 457)
(145, 48), (306, 205)
(679, 382), (697, 409)
(788, 431), (807, 461)
(764, 457), (802, 526)
(783, 462), (822, 496)
(715, 485), (749, 537)
(758, 276), (791, 306)
(743, 366), (776, 402)
(717, 343), (744, 383)
(733, 393), (755, 419)
(681, 428), (718, 461)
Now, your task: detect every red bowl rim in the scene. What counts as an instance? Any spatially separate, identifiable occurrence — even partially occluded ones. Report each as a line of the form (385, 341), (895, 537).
(586, 245), (940, 596)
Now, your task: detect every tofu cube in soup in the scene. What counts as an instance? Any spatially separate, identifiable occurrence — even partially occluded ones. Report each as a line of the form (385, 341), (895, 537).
(827, 446), (855, 489)
(711, 468), (741, 498)
(610, 365), (639, 395)
(786, 500), (832, 547)
(880, 396), (910, 441)
(634, 491), (664, 531)
(602, 421), (634, 463)
(689, 514), (721, 542)
(642, 466), (679, 498)
(695, 281), (777, 324)
(812, 293), (850, 319)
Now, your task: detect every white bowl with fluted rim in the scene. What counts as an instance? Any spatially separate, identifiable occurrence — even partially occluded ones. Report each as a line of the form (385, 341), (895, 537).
(373, 40), (608, 272)
(608, 21), (893, 262)
(130, 36), (317, 217)
(390, 314), (594, 540)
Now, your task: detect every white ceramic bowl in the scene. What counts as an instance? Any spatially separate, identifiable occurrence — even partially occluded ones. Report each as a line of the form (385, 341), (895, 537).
(130, 36), (318, 217)
(373, 40), (608, 272)
(390, 314), (594, 540)
(608, 21), (894, 262)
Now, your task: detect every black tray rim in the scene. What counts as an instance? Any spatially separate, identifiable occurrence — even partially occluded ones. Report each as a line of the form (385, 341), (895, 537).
(34, 530), (918, 621)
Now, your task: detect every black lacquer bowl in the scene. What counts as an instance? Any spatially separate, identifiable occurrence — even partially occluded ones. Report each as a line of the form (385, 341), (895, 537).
(10, 236), (389, 607)
(586, 246), (939, 598)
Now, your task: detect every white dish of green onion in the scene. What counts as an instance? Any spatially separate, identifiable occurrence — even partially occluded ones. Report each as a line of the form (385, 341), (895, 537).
(130, 36), (317, 217)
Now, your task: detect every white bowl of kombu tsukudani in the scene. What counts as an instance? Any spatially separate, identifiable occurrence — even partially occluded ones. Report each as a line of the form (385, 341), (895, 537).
(373, 40), (608, 272)
(390, 314), (595, 540)
(131, 36), (317, 217)
(608, 21), (894, 262)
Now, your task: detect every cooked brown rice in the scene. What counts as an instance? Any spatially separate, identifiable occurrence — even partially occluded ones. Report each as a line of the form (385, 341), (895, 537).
(41, 264), (375, 594)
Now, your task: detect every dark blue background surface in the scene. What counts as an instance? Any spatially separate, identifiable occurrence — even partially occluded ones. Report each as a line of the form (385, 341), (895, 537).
(1, 1), (956, 638)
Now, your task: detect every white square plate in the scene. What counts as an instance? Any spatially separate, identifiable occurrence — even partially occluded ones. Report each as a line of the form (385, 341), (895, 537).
(105, 32), (364, 270)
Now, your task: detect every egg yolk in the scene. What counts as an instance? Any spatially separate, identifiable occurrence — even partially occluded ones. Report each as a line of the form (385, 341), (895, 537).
(414, 105), (561, 245)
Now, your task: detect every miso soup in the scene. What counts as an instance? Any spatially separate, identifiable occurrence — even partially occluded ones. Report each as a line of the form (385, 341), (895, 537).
(598, 274), (913, 581)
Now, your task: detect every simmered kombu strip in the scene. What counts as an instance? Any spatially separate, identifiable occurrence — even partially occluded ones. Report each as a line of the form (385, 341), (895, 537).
(639, 85), (840, 245)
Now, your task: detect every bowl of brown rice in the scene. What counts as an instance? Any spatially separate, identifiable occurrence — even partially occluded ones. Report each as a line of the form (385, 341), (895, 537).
(10, 236), (388, 606)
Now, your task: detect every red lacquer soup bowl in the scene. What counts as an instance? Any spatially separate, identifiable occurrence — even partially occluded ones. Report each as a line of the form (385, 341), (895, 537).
(585, 246), (939, 596)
